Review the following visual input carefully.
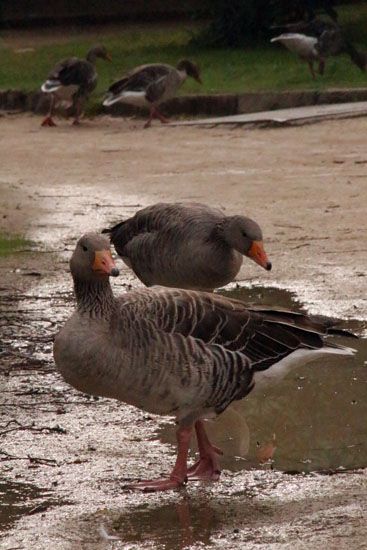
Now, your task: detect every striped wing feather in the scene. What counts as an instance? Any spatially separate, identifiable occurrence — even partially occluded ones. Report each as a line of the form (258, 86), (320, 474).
(115, 288), (337, 420)
(107, 64), (172, 95)
(136, 289), (325, 370)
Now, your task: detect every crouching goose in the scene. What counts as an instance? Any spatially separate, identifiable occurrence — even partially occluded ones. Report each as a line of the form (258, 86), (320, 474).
(40, 45), (111, 127)
(102, 202), (271, 292)
(103, 60), (201, 128)
(53, 233), (356, 492)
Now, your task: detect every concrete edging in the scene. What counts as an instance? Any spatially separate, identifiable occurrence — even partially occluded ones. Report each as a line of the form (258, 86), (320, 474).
(1, 87), (367, 117)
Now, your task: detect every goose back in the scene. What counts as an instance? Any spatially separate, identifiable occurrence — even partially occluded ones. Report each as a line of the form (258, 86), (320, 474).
(104, 63), (184, 107)
(42, 57), (97, 98)
(104, 203), (243, 290)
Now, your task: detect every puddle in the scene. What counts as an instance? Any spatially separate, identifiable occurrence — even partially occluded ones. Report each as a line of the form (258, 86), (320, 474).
(160, 286), (367, 474)
(90, 494), (272, 550)
(110, 498), (218, 550)
(1, 266), (366, 546)
(0, 481), (52, 532)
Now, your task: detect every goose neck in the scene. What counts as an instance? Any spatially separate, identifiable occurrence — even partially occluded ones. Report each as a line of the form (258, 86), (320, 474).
(73, 276), (115, 318)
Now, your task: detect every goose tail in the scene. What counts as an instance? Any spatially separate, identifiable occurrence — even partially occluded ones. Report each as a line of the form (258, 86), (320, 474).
(103, 93), (122, 107)
(102, 220), (126, 238)
(41, 80), (61, 93)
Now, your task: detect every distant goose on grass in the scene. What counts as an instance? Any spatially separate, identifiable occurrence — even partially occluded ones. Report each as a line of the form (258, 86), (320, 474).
(40, 45), (111, 127)
(271, 21), (366, 78)
(54, 233), (357, 492)
(103, 60), (202, 128)
(102, 202), (271, 292)
(271, 33), (324, 78)
(275, 18), (367, 72)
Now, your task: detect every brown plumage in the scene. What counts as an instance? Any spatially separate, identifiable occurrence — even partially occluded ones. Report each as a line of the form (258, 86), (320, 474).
(103, 202), (271, 291)
(103, 60), (201, 127)
(53, 233), (356, 492)
(41, 45), (111, 127)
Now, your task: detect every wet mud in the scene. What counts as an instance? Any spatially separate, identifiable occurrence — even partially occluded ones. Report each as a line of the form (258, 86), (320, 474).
(0, 115), (366, 549)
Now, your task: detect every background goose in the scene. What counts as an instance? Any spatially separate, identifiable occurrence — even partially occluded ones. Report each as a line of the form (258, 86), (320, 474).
(53, 233), (356, 492)
(40, 45), (111, 127)
(271, 33), (324, 78)
(271, 19), (366, 78)
(102, 202), (271, 292)
(103, 60), (202, 128)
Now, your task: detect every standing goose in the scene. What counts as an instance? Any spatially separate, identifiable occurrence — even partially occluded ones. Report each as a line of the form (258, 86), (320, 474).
(53, 233), (356, 492)
(270, 33), (324, 79)
(102, 202), (271, 292)
(41, 44), (111, 127)
(103, 60), (202, 128)
(271, 19), (366, 78)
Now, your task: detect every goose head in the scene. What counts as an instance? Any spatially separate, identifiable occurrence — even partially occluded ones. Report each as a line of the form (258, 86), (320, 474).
(70, 233), (119, 282)
(222, 216), (272, 271)
(86, 44), (112, 63)
(176, 59), (202, 84)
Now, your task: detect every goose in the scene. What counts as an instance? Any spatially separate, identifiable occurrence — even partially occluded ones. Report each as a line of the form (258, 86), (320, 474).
(103, 60), (202, 128)
(271, 33), (324, 79)
(53, 233), (356, 492)
(40, 45), (111, 127)
(102, 202), (271, 292)
(271, 19), (366, 78)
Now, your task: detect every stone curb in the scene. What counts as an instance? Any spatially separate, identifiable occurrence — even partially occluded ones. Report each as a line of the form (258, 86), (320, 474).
(1, 88), (367, 117)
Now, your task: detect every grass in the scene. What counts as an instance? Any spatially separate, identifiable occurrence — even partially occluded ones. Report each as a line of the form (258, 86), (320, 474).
(0, 3), (366, 105)
(0, 234), (30, 256)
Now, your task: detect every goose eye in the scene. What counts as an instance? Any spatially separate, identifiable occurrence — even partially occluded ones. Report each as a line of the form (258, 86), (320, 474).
(242, 231), (247, 237)
(82, 245), (88, 252)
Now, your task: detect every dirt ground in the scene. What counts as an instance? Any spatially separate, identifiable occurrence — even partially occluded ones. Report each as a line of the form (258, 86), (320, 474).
(0, 113), (366, 549)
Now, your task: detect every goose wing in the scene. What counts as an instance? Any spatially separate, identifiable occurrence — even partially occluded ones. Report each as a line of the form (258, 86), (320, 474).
(119, 287), (349, 373)
(107, 64), (172, 95)
(103, 202), (222, 258)
(43, 58), (96, 92)
(113, 287), (356, 422)
(115, 288), (353, 420)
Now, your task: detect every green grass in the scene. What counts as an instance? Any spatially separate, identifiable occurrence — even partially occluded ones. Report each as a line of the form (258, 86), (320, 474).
(0, 3), (366, 105)
(0, 234), (30, 256)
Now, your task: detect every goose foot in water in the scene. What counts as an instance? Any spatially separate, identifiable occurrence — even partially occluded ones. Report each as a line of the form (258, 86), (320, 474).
(41, 116), (57, 127)
(128, 425), (192, 492)
(187, 420), (222, 481)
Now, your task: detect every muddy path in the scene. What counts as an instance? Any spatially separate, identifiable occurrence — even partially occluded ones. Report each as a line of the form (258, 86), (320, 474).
(0, 114), (366, 549)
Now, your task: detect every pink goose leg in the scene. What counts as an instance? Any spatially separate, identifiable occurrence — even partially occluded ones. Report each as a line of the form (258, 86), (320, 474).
(41, 94), (57, 127)
(128, 425), (192, 492)
(144, 105), (169, 128)
(72, 97), (83, 126)
(187, 420), (222, 481)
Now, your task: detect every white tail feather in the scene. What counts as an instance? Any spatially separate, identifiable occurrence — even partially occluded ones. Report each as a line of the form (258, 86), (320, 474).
(103, 91), (147, 108)
(252, 345), (355, 392)
(41, 80), (60, 93)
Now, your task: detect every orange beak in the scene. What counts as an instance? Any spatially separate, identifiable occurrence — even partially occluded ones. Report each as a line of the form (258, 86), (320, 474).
(246, 241), (272, 271)
(92, 250), (119, 277)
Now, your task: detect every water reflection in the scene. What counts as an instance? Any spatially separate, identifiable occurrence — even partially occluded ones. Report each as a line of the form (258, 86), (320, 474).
(161, 286), (367, 473)
(104, 492), (272, 549)
(0, 480), (50, 532)
(111, 497), (216, 549)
